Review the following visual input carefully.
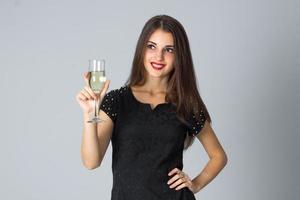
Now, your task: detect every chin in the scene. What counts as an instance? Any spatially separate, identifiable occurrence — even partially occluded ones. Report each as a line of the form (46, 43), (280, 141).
(145, 66), (171, 78)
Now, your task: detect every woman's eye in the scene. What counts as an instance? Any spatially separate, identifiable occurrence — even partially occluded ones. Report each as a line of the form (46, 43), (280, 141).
(147, 44), (155, 49)
(146, 44), (174, 53)
(166, 48), (174, 53)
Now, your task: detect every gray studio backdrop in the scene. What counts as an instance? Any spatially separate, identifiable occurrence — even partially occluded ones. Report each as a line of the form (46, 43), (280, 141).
(1, 0), (299, 199)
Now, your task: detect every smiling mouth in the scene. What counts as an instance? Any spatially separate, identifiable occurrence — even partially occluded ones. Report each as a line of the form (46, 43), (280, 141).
(151, 62), (166, 70)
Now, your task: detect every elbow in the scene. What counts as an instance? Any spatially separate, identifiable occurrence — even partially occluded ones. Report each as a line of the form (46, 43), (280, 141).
(213, 151), (228, 167)
(82, 161), (101, 170)
(221, 151), (228, 167)
(223, 153), (228, 166)
(81, 152), (102, 170)
(84, 163), (100, 170)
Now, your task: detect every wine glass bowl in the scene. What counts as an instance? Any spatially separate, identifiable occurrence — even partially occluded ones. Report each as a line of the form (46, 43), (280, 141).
(87, 59), (106, 123)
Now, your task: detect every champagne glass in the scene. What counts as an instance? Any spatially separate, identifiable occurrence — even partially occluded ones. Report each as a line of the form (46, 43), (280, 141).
(87, 59), (106, 123)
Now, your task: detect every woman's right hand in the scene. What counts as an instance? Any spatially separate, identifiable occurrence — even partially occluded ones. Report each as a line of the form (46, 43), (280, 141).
(76, 72), (110, 114)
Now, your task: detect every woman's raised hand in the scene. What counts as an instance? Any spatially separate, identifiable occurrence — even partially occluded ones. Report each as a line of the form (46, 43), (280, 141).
(76, 72), (110, 114)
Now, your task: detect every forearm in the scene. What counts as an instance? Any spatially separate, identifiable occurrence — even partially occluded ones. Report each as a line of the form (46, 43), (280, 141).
(191, 154), (227, 193)
(81, 113), (101, 169)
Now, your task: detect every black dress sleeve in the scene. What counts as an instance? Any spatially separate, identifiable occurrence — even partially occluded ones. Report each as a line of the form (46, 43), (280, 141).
(99, 89), (120, 123)
(187, 109), (206, 137)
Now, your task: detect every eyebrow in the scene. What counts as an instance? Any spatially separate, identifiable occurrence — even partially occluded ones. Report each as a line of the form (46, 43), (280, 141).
(147, 41), (174, 48)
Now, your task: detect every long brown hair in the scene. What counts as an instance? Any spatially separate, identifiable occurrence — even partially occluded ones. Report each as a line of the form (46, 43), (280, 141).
(125, 15), (211, 149)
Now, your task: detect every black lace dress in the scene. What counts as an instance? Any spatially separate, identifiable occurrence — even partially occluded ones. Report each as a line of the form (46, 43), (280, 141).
(99, 85), (206, 200)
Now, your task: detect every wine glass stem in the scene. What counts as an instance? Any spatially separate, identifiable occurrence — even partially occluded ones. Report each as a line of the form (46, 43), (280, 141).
(94, 99), (97, 117)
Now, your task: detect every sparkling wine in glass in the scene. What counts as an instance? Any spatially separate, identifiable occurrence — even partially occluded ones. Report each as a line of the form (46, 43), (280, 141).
(87, 59), (106, 123)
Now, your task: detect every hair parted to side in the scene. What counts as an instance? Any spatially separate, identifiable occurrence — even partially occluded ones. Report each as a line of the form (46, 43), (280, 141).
(125, 14), (211, 149)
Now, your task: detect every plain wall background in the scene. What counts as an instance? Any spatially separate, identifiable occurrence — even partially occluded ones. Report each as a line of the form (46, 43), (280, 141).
(1, 0), (299, 199)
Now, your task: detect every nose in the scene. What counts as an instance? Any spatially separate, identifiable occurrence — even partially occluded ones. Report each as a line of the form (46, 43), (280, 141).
(155, 49), (164, 61)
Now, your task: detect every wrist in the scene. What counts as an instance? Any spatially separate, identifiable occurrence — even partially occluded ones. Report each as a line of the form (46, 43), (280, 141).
(83, 112), (92, 118)
(191, 179), (201, 194)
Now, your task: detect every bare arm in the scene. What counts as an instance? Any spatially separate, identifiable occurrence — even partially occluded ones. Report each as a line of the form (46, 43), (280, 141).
(76, 73), (114, 170)
(191, 120), (228, 193)
(80, 110), (113, 170)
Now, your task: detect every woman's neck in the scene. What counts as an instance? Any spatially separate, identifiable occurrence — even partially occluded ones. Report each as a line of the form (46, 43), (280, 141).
(134, 76), (168, 94)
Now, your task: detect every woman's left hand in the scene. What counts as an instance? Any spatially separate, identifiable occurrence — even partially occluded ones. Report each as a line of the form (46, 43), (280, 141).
(167, 168), (198, 193)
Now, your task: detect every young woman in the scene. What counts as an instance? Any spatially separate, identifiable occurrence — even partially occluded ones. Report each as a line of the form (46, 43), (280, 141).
(76, 15), (227, 200)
